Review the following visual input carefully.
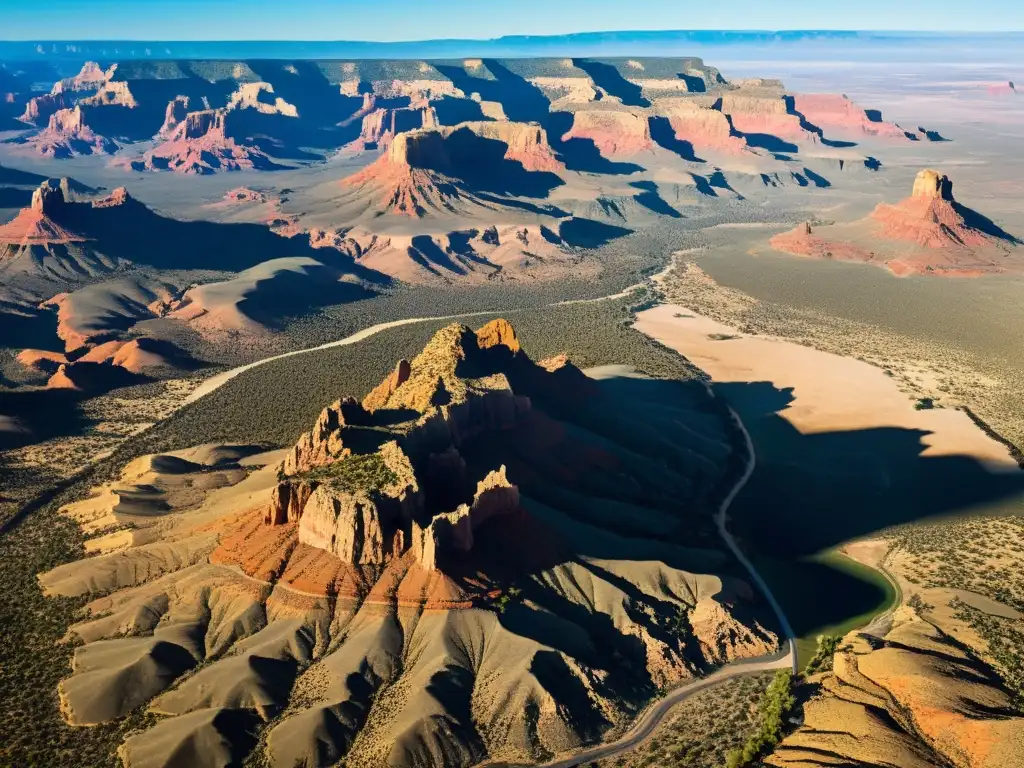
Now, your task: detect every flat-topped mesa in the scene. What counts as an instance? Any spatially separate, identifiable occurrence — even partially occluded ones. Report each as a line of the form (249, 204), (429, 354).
(562, 110), (653, 157)
(386, 127), (450, 170)
(661, 99), (749, 155)
(911, 169), (954, 201)
(719, 92), (816, 142)
(175, 109), (228, 141)
(789, 93), (906, 139)
(457, 120), (563, 171)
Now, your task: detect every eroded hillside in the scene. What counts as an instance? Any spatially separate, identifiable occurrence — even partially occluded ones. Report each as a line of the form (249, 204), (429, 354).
(37, 318), (776, 768)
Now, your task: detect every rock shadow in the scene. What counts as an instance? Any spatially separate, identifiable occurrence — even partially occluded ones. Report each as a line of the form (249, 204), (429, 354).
(571, 59), (651, 107)
(434, 60), (642, 175)
(713, 379), (1024, 636)
(648, 115), (704, 162)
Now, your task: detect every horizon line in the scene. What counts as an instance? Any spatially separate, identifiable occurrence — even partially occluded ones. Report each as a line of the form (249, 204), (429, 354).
(5, 29), (1024, 44)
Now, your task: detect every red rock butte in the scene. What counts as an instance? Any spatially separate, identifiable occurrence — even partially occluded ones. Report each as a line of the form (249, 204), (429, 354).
(0, 181), (86, 246)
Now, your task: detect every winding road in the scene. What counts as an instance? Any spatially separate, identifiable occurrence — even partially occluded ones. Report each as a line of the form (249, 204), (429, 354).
(478, 406), (797, 768)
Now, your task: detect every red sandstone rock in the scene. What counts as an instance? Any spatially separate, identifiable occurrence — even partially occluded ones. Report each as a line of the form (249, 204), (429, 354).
(16, 349), (67, 373)
(870, 170), (992, 249)
(562, 110), (653, 157)
(46, 363), (80, 390)
(363, 359), (412, 411)
(791, 93), (906, 139)
(131, 109), (276, 174)
(21, 106), (117, 158)
(91, 187), (131, 208)
(0, 183), (85, 247)
(720, 93), (815, 143)
(662, 101), (749, 155)
(157, 95), (190, 138)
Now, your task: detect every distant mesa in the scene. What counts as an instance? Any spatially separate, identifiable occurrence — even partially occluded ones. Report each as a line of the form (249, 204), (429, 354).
(340, 120), (563, 217)
(2, 56), (935, 177)
(128, 108), (280, 174)
(14, 105), (118, 158)
(562, 110), (654, 157)
(986, 81), (1017, 96)
(770, 169), (1020, 276)
(17, 61), (115, 126)
(0, 180), (87, 247)
(789, 93), (906, 140)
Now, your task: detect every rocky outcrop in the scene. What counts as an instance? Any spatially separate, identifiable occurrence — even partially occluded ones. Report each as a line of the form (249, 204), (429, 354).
(19, 91), (69, 126)
(22, 106), (117, 158)
(79, 80), (137, 108)
(356, 105), (432, 150)
(871, 170), (992, 248)
(562, 110), (653, 157)
(227, 82), (298, 116)
(131, 108), (277, 174)
(475, 317), (520, 353)
(157, 95), (190, 138)
(790, 94), (906, 139)
(92, 186), (132, 208)
(18, 61), (111, 125)
(362, 359), (412, 412)
(458, 120), (563, 171)
(281, 397), (361, 476)
(661, 100), (749, 155)
(0, 182), (85, 246)
(909, 168), (953, 201)
(411, 466), (520, 570)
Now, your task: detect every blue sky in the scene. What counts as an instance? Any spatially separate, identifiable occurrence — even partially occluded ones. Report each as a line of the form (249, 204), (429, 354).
(2, 0), (1021, 40)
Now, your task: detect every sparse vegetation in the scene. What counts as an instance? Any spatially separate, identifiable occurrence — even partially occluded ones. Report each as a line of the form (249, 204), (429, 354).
(803, 634), (842, 675)
(596, 674), (773, 768)
(297, 453), (398, 494)
(725, 670), (797, 768)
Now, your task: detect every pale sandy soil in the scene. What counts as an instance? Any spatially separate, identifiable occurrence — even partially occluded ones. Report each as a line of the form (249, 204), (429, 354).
(634, 303), (1020, 470)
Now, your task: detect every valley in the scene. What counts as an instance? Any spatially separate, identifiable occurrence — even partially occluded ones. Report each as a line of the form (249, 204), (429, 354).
(1, 39), (1023, 768)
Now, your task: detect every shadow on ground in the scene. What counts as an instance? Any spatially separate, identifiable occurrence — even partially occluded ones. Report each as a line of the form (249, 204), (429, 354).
(716, 380), (1024, 637)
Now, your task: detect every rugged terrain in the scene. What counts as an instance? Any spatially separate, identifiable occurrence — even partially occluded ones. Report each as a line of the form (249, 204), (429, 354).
(770, 168), (1021, 275)
(3, 49), (1024, 768)
(33, 318), (775, 767)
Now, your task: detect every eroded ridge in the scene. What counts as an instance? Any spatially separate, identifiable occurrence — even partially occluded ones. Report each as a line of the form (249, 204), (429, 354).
(40, 318), (777, 768)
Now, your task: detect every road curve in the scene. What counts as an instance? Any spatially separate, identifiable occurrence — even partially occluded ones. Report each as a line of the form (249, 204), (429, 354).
(478, 403), (797, 768)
